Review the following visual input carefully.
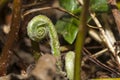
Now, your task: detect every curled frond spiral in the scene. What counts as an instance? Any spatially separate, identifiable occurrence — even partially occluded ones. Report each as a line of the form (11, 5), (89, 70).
(27, 15), (60, 57)
(27, 15), (50, 42)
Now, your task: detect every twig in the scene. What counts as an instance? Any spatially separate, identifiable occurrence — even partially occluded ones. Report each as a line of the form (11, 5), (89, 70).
(83, 48), (120, 76)
(87, 24), (99, 29)
(22, 1), (48, 9)
(89, 29), (102, 43)
(101, 14), (116, 45)
(86, 46), (103, 50)
(0, 0), (22, 76)
(91, 48), (108, 58)
(90, 12), (120, 66)
(108, 0), (120, 33)
(22, 6), (79, 20)
(90, 58), (120, 76)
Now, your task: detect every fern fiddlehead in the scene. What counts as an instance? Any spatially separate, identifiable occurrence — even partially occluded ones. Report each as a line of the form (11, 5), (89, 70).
(27, 15), (60, 58)
(27, 15), (76, 80)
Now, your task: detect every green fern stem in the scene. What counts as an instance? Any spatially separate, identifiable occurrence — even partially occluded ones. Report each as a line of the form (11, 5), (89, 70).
(74, 0), (90, 80)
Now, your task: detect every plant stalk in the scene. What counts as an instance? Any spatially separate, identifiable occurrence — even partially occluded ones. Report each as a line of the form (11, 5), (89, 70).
(74, 0), (90, 80)
(0, 0), (22, 75)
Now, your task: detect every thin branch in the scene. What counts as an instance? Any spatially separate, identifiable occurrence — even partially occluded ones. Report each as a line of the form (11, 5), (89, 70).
(0, 0), (22, 75)
(83, 48), (120, 76)
(101, 14), (116, 45)
(22, 1), (47, 9)
(90, 12), (120, 66)
(87, 24), (99, 29)
(91, 48), (108, 58)
(89, 29), (102, 43)
(22, 6), (79, 20)
(108, 0), (120, 33)
(90, 58), (120, 76)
